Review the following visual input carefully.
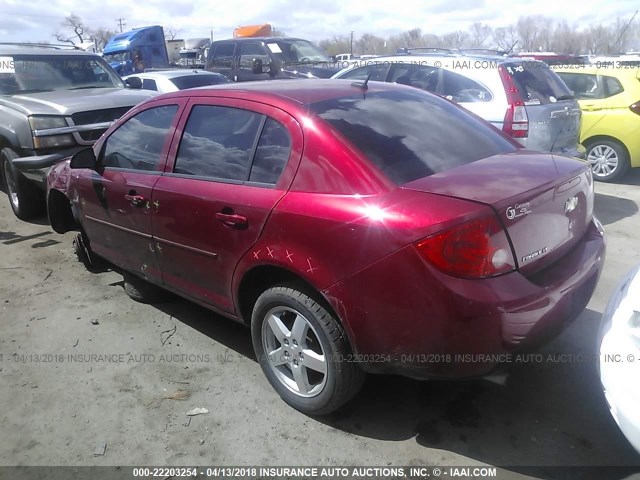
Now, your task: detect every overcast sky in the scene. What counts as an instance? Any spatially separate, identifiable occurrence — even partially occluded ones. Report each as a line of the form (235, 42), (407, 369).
(1, 0), (637, 44)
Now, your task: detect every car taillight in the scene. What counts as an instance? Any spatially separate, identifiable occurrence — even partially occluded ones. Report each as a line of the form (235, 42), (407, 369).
(630, 101), (640, 116)
(499, 65), (529, 139)
(415, 214), (516, 279)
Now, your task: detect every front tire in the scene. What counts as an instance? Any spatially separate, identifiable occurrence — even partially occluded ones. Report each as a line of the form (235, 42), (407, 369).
(585, 140), (630, 183)
(251, 285), (365, 415)
(1, 148), (45, 220)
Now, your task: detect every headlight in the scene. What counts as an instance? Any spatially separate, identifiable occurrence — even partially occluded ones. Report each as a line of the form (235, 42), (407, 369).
(28, 116), (68, 130)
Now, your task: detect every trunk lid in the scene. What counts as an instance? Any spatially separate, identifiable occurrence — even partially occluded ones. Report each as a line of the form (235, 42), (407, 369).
(402, 151), (593, 275)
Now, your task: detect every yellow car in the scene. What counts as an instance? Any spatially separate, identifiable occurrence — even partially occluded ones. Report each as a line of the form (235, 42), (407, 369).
(554, 66), (640, 182)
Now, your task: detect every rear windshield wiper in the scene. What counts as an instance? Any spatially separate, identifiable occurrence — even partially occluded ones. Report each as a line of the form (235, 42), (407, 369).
(555, 94), (575, 101)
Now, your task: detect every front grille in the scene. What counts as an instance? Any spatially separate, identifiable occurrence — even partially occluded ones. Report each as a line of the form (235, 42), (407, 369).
(72, 106), (133, 142)
(72, 107), (132, 126)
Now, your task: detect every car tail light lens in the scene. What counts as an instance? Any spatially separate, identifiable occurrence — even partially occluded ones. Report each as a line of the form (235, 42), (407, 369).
(630, 101), (640, 116)
(499, 66), (529, 139)
(415, 214), (516, 279)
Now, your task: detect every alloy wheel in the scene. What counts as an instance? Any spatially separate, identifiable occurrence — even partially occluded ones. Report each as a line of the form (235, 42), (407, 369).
(588, 144), (619, 178)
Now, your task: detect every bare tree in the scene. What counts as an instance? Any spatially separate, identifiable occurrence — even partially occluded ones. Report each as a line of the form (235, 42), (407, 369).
(441, 30), (470, 49)
(469, 22), (492, 48)
(90, 27), (117, 50)
(272, 28), (287, 37)
(54, 15), (87, 45)
(356, 33), (386, 55)
(318, 36), (351, 55)
(493, 25), (519, 52)
(164, 28), (182, 40)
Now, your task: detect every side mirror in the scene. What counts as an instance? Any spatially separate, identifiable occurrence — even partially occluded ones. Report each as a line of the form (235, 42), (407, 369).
(70, 148), (97, 170)
(268, 59), (281, 78)
(251, 58), (264, 74)
(125, 76), (142, 89)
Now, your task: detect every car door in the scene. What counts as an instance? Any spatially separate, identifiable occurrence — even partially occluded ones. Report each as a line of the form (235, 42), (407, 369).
(556, 71), (608, 139)
(75, 100), (184, 280)
(152, 98), (302, 313)
(236, 42), (272, 82)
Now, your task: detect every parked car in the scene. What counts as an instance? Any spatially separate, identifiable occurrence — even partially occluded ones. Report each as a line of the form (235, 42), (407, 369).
(206, 37), (340, 82)
(0, 43), (156, 219)
(554, 66), (640, 182)
(123, 70), (230, 93)
(511, 52), (589, 66)
(333, 54), (586, 159)
(599, 264), (640, 453)
(47, 80), (605, 414)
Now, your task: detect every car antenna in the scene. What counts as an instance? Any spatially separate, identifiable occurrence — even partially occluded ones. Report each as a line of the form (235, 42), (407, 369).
(351, 73), (372, 98)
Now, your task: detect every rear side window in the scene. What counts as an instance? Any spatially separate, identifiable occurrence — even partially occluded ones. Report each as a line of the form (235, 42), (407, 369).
(174, 105), (263, 182)
(603, 76), (624, 97)
(441, 70), (492, 103)
(505, 62), (572, 104)
(556, 72), (601, 99)
(249, 118), (291, 184)
(388, 64), (439, 93)
(211, 43), (236, 69)
(102, 105), (178, 171)
(309, 89), (517, 185)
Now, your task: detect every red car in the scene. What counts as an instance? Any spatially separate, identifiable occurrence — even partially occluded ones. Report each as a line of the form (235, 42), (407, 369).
(47, 79), (605, 414)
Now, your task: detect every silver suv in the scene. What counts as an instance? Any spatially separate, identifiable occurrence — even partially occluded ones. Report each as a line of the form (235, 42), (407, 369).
(0, 43), (156, 219)
(333, 52), (586, 159)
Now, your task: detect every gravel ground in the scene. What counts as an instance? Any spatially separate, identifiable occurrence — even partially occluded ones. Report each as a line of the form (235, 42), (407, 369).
(1, 171), (640, 479)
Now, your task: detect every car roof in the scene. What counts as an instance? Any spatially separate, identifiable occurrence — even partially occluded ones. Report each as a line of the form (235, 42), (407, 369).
(553, 66), (640, 78)
(340, 53), (539, 67)
(154, 78), (426, 106)
(212, 37), (310, 44)
(0, 44), (101, 56)
(125, 70), (224, 80)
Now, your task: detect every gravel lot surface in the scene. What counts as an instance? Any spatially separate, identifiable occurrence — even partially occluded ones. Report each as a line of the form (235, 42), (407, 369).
(1, 171), (640, 479)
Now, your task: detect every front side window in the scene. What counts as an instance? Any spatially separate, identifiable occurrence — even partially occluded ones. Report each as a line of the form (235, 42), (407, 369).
(239, 43), (271, 71)
(338, 64), (390, 82)
(174, 105), (263, 181)
(102, 105), (178, 171)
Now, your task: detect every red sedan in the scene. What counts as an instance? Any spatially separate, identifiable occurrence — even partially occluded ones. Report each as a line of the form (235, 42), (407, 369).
(47, 79), (605, 414)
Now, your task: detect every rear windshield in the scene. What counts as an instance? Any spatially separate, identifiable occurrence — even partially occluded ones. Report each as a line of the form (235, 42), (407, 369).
(504, 62), (572, 105)
(170, 74), (229, 90)
(308, 87), (517, 184)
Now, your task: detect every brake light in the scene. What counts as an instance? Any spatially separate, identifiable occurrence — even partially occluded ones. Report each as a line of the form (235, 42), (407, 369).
(415, 215), (516, 279)
(630, 101), (640, 116)
(499, 65), (529, 139)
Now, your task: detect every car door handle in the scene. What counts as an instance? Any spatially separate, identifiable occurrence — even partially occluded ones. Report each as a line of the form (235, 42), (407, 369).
(581, 104), (602, 111)
(124, 193), (146, 206)
(216, 211), (248, 228)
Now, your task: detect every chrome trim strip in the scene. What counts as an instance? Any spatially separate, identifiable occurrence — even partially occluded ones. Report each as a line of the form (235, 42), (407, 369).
(85, 215), (152, 239)
(33, 122), (114, 137)
(155, 236), (219, 259)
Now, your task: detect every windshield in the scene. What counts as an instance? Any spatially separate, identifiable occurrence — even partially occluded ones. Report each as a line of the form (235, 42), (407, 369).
(265, 39), (331, 64)
(103, 51), (130, 63)
(0, 55), (124, 94)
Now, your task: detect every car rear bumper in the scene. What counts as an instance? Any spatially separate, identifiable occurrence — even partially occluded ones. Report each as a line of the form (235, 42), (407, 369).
(324, 217), (605, 379)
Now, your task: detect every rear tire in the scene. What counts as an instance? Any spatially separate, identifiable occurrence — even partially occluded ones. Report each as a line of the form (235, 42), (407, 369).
(251, 285), (365, 415)
(123, 273), (168, 304)
(585, 139), (630, 183)
(1, 148), (45, 220)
